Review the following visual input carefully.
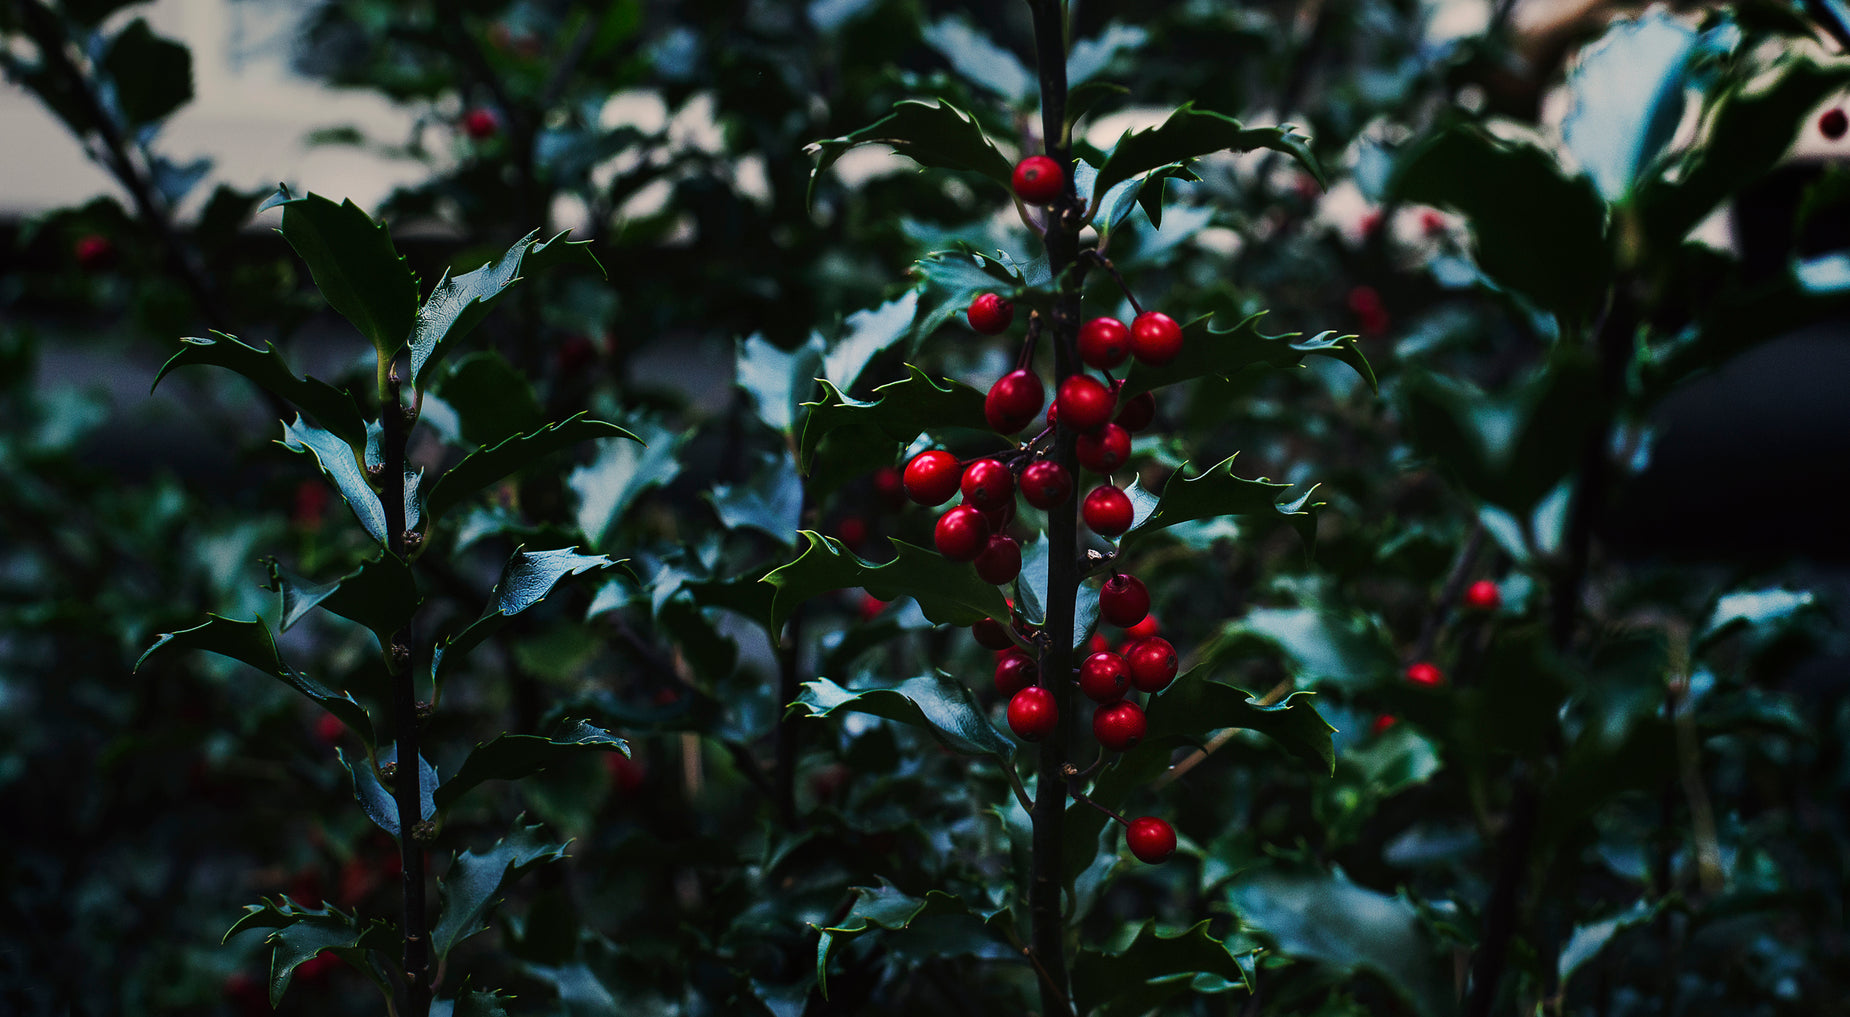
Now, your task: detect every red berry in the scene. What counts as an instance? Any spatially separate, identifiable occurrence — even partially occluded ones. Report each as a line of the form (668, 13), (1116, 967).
(1082, 484), (1134, 537)
(967, 293), (1015, 334)
(1405, 661), (1444, 687)
(994, 650), (1038, 696)
(934, 505), (991, 561)
(972, 616), (1014, 650)
(1093, 700), (1146, 751)
(1098, 574), (1150, 628)
(985, 369), (1045, 435)
(1078, 316), (1132, 369)
(837, 515), (868, 547)
(1126, 816), (1176, 863)
(1057, 375), (1117, 433)
(1019, 460), (1073, 509)
(858, 592), (887, 622)
(1115, 390), (1156, 432)
(1087, 633), (1111, 655)
(1462, 579), (1501, 611)
(1130, 311), (1183, 366)
(1126, 637), (1178, 692)
(975, 533), (1022, 585)
(1126, 614), (1161, 640)
(1077, 423), (1132, 473)
(73, 233), (115, 272)
(873, 466), (905, 508)
(904, 450), (962, 505)
(980, 496), (1016, 533)
(314, 713), (345, 746)
(1822, 108), (1848, 140)
(1012, 155), (1064, 204)
(1372, 714), (1398, 735)
(1419, 209), (1447, 236)
(960, 458), (1016, 511)
(462, 107), (500, 139)
(606, 752), (646, 794)
(1007, 686), (1058, 741)
(1079, 651), (1130, 702)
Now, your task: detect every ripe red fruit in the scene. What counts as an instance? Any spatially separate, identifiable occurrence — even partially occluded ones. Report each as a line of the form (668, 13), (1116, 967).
(975, 533), (1023, 585)
(1126, 816), (1176, 863)
(1019, 460), (1073, 509)
(314, 713), (345, 746)
(1098, 574), (1150, 628)
(1126, 614), (1161, 640)
(1077, 423), (1132, 473)
(858, 592), (887, 622)
(1093, 700), (1146, 751)
(1115, 390), (1156, 432)
(73, 233), (115, 272)
(1822, 108), (1848, 140)
(1077, 316), (1132, 369)
(462, 107), (500, 139)
(1124, 310), (1184, 366)
(979, 496), (1016, 533)
(934, 505), (991, 561)
(1079, 651), (1131, 702)
(972, 616), (1013, 650)
(1087, 633), (1111, 655)
(1057, 375), (1117, 433)
(1007, 686), (1058, 740)
(1372, 714), (1398, 735)
(1462, 579), (1501, 611)
(1126, 637), (1178, 692)
(1012, 154), (1064, 204)
(960, 458), (1015, 510)
(1082, 484), (1134, 537)
(967, 293), (1015, 334)
(994, 650), (1039, 696)
(985, 369), (1045, 434)
(904, 450), (962, 505)
(837, 515), (868, 547)
(1130, 311), (1183, 366)
(873, 466), (905, 508)
(606, 752), (646, 794)
(1405, 661), (1444, 687)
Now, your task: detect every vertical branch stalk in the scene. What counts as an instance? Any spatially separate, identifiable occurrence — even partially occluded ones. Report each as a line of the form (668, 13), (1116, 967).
(378, 367), (432, 1017)
(1028, 1), (1080, 1013)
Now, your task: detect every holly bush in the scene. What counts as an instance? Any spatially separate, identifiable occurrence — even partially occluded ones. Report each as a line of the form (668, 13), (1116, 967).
(4, 1), (1850, 1016)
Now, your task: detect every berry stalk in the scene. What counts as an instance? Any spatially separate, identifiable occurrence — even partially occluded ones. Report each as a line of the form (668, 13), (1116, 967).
(1027, 0), (1081, 1012)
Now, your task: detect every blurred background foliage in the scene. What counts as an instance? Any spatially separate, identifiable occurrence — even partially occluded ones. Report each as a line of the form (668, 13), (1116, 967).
(3, 0), (1850, 1014)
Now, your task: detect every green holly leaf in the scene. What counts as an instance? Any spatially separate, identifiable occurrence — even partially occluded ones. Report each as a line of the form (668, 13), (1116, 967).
(436, 351), (542, 448)
(1399, 354), (1599, 514)
(1073, 921), (1253, 1017)
(102, 19), (192, 127)
(1093, 104), (1323, 200)
(791, 673), (1015, 761)
(707, 450), (804, 544)
(822, 291), (919, 392)
(410, 229), (602, 387)
(1637, 54), (1850, 248)
(152, 332), (367, 450)
(912, 247), (1035, 339)
(263, 554), (419, 652)
(797, 366), (988, 476)
(424, 413), (639, 529)
(570, 422), (686, 548)
(763, 531), (1009, 630)
(1228, 867), (1453, 1017)
(1560, 11), (1698, 204)
(432, 822), (571, 961)
(265, 187), (418, 358)
(432, 990), (514, 1017)
(1394, 126), (1611, 326)
(1117, 456), (1321, 554)
(433, 547), (623, 688)
(280, 415), (389, 545)
(135, 614), (375, 749)
(1119, 311), (1373, 397)
(224, 899), (397, 1006)
(735, 333), (824, 434)
(1202, 604), (1399, 691)
(804, 99), (1016, 206)
(434, 719), (628, 812)
(922, 17), (1032, 105)
(811, 880), (1010, 999)
(338, 744), (437, 839)
(1146, 677), (1335, 774)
